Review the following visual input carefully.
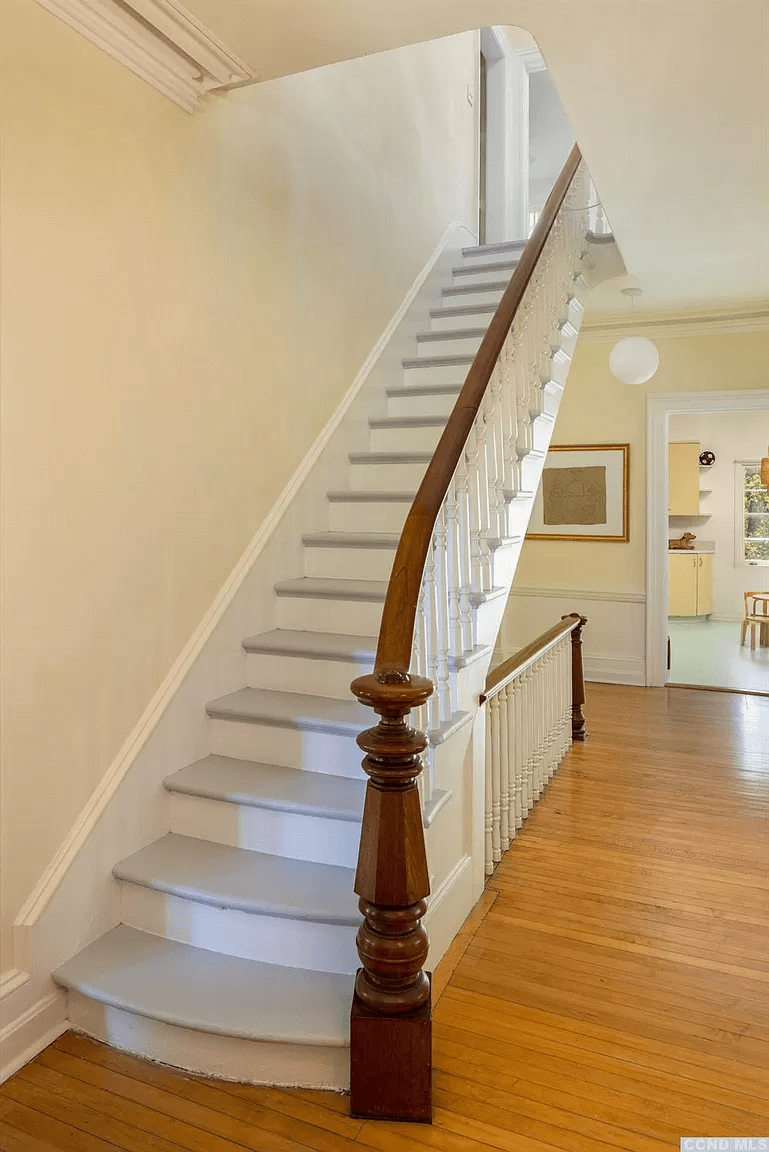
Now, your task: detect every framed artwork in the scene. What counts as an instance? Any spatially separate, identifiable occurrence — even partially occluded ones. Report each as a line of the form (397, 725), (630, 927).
(526, 444), (630, 542)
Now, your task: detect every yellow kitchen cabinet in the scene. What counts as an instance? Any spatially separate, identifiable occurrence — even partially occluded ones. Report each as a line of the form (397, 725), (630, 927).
(668, 552), (712, 616)
(668, 441), (700, 515)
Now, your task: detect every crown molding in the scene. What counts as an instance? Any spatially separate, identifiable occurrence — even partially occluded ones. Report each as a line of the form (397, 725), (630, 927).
(35, 0), (254, 112)
(580, 300), (769, 342)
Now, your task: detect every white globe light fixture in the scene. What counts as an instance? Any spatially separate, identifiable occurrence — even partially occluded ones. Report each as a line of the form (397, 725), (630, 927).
(609, 288), (659, 385)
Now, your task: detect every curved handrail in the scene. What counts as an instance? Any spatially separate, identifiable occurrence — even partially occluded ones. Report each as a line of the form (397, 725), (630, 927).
(375, 143), (583, 673)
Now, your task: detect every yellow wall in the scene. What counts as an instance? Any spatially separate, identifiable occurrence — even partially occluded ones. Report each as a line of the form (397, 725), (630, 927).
(514, 330), (769, 595)
(0, 2), (478, 970)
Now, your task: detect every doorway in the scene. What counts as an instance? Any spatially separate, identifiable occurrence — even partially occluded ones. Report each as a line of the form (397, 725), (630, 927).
(646, 390), (769, 692)
(478, 27), (529, 245)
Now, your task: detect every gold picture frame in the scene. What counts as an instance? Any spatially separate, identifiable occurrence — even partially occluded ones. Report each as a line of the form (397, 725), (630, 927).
(526, 443), (630, 542)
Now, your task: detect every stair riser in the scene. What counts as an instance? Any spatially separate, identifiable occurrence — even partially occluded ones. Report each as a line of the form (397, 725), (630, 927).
(276, 594), (383, 635)
(551, 349), (572, 386)
(66, 992), (350, 1089)
(121, 885), (360, 974)
(328, 500), (409, 533)
(416, 333), (482, 359)
(402, 361), (470, 388)
(349, 459), (428, 490)
(452, 265), (515, 287)
(519, 452), (545, 491)
(558, 323), (579, 359)
(531, 413), (555, 454)
(429, 310), (495, 333)
(245, 650), (373, 699)
(386, 390), (459, 419)
(542, 381), (564, 417)
(461, 245), (524, 267)
(167, 791), (362, 869)
(442, 285), (504, 308)
(368, 424), (443, 453)
(304, 545), (396, 582)
(208, 718), (366, 779)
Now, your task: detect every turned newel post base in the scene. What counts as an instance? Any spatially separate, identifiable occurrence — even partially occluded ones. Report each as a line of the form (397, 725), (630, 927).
(562, 613), (588, 741)
(349, 668), (434, 1123)
(350, 974), (432, 1122)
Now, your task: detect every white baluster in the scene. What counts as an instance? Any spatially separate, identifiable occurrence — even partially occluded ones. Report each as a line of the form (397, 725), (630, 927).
(422, 533), (440, 738)
(488, 363), (507, 544)
(524, 667), (534, 817)
(484, 702), (493, 875)
(433, 508), (452, 723)
(499, 684), (510, 852)
(465, 421), (484, 596)
(513, 675), (524, 830)
(444, 473), (463, 661)
(475, 400), (493, 591)
(455, 450), (474, 653)
(490, 691), (501, 864)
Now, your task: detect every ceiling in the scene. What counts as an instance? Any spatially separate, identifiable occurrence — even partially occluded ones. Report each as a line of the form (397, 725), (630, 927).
(182, 0), (769, 315)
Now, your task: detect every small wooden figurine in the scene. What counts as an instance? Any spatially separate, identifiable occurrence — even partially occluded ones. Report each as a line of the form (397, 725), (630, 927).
(669, 532), (697, 551)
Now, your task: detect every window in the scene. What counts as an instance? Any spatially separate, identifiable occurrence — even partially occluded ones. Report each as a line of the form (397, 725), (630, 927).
(736, 462), (769, 565)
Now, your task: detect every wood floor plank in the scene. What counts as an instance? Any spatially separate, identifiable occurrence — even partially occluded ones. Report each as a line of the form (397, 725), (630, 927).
(0, 1093), (125, 1152)
(0, 1117), (71, 1152)
(2, 684), (766, 1151)
(48, 1033), (355, 1152)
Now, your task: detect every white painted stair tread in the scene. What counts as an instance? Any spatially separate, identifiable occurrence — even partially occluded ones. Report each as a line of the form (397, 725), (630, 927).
(207, 686), (370, 734)
(54, 925), (352, 1045)
(462, 240), (526, 257)
(113, 833), (360, 924)
(274, 577), (387, 602)
(164, 755), (366, 821)
(243, 629), (376, 664)
(301, 532), (399, 549)
(401, 354), (474, 369)
(326, 490), (416, 503)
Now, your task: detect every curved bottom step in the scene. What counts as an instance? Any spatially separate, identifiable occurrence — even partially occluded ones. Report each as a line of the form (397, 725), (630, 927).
(54, 925), (352, 1089)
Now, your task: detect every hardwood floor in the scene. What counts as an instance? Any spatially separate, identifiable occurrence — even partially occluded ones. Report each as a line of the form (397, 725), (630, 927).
(2, 684), (768, 1151)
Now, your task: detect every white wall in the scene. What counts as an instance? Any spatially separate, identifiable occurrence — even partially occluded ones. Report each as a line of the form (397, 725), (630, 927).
(500, 330), (769, 680)
(528, 69), (574, 213)
(668, 411), (769, 619)
(0, 0), (478, 976)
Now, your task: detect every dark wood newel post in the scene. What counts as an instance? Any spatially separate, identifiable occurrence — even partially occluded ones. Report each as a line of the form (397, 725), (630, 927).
(349, 667), (434, 1123)
(562, 614), (588, 740)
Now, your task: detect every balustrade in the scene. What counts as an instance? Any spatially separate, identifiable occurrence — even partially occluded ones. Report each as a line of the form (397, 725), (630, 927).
(481, 615), (587, 876)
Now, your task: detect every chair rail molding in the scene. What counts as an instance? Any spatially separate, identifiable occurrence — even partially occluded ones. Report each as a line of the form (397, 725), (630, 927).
(646, 388), (769, 686)
(33, 0), (255, 111)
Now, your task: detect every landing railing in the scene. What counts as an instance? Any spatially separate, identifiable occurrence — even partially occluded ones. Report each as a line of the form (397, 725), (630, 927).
(481, 614), (587, 877)
(348, 145), (590, 1122)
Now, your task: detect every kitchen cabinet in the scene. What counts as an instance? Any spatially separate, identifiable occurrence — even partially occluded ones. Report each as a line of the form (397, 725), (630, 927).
(668, 441), (701, 515)
(669, 553), (712, 616)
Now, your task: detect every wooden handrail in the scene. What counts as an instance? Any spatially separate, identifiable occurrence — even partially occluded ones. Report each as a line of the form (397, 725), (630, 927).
(481, 616), (580, 702)
(374, 143), (583, 674)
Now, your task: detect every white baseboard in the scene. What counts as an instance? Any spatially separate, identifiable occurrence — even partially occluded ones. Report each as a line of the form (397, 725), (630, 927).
(425, 854), (474, 971)
(585, 654), (646, 686)
(1, 985), (67, 1084)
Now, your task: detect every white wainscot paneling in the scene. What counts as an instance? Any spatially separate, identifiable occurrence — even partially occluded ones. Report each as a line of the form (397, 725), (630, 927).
(500, 588), (646, 685)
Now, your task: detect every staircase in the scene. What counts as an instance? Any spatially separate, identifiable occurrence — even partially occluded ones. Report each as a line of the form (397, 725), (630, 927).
(52, 169), (594, 1089)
